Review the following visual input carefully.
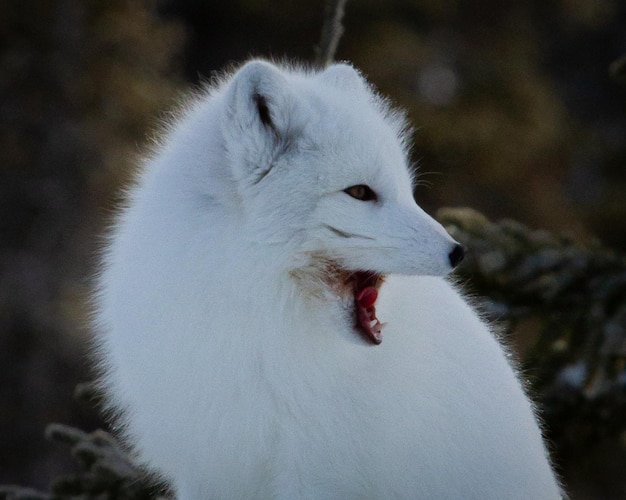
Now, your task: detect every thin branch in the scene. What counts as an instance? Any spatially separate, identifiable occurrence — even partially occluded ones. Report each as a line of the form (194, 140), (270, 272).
(314, 0), (349, 68)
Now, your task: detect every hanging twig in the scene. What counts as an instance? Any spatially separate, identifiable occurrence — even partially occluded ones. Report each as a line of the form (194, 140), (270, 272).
(314, 0), (349, 68)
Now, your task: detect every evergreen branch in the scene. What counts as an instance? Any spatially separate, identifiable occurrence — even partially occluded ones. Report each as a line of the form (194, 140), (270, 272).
(439, 207), (626, 454)
(0, 486), (49, 500)
(45, 423), (169, 499)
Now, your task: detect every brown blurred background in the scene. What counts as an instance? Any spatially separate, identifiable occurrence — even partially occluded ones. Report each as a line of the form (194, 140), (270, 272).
(1, 0), (625, 497)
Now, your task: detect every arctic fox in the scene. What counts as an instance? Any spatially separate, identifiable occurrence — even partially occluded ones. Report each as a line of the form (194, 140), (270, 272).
(94, 60), (563, 499)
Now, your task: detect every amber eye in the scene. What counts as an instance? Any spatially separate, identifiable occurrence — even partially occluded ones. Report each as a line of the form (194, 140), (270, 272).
(344, 184), (378, 202)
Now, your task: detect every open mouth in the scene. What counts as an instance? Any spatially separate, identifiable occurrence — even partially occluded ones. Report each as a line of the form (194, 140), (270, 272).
(293, 257), (385, 345)
(351, 271), (384, 345)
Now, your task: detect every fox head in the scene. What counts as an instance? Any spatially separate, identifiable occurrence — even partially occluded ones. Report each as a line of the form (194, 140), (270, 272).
(216, 60), (462, 279)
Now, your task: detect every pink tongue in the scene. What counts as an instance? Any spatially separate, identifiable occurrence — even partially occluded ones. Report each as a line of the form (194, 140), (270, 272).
(356, 286), (383, 344)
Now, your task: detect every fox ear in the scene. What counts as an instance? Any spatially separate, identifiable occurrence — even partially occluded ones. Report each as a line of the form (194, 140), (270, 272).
(222, 60), (296, 182)
(224, 60), (293, 141)
(317, 63), (369, 94)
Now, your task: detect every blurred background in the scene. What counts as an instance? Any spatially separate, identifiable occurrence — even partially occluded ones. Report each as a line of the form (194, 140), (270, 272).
(1, 0), (625, 498)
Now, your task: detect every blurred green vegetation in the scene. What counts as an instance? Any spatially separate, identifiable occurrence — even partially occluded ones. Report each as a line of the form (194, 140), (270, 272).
(1, 0), (625, 498)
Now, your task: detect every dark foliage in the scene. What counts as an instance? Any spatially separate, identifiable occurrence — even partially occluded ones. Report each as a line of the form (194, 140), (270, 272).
(439, 208), (626, 463)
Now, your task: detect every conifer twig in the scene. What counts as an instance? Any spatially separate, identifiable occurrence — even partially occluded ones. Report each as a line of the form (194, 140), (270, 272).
(0, 485), (50, 500)
(438, 207), (626, 453)
(43, 423), (171, 499)
(314, 0), (349, 68)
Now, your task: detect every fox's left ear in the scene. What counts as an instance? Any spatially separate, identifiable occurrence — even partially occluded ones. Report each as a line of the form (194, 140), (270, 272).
(317, 63), (369, 94)
(221, 60), (299, 182)
(226, 60), (294, 131)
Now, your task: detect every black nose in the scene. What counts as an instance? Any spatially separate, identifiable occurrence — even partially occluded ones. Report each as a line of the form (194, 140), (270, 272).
(448, 244), (465, 268)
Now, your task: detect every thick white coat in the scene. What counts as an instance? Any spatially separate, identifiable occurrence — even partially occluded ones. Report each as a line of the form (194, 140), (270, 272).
(94, 60), (563, 499)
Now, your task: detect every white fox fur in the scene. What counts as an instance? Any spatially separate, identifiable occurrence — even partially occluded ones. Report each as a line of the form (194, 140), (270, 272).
(94, 60), (563, 499)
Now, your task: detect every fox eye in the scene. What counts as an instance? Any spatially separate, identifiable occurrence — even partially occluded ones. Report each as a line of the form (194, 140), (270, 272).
(344, 184), (378, 202)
